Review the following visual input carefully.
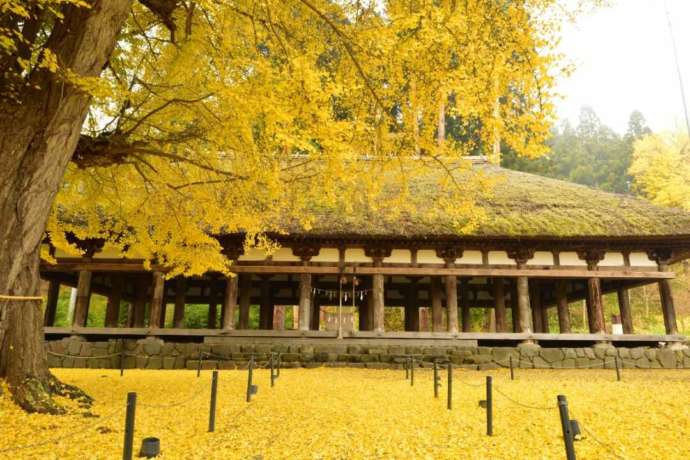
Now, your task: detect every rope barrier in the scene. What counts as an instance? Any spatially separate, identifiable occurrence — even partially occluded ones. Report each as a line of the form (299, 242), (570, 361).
(47, 351), (126, 360)
(0, 294), (44, 301)
(580, 423), (627, 460)
(137, 386), (207, 409)
(0, 405), (123, 454)
(492, 386), (556, 411)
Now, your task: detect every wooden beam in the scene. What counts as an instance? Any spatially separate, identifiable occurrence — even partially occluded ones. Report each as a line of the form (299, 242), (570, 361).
(460, 278), (471, 333)
(530, 281), (543, 333)
(404, 282), (420, 332)
(40, 260), (676, 279)
(259, 277), (273, 330)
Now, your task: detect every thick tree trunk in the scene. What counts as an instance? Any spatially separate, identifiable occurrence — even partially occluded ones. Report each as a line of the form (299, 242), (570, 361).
(0, 0), (132, 413)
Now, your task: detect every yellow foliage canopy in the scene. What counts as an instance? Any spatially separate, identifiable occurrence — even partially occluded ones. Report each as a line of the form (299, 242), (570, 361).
(2, 1), (595, 275)
(630, 131), (690, 211)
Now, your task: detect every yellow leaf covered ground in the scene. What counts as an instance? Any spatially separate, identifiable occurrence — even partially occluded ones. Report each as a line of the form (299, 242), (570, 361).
(1, 368), (688, 459)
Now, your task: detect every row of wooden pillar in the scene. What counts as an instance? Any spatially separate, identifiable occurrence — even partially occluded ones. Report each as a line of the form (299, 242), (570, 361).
(43, 271), (679, 335)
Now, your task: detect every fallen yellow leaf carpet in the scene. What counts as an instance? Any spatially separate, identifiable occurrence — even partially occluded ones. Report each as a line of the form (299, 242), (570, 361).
(0, 368), (688, 459)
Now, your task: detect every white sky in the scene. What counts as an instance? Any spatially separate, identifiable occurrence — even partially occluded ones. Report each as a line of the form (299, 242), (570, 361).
(556, 0), (690, 134)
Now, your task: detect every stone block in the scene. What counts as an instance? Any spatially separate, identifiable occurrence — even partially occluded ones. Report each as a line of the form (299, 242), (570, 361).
(359, 354), (379, 363)
(136, 356), (148, 368)
(518, 343), (540, 357)
(533, 356), (550, 369)
(563, 348), (577, 359)
(561, 358), (575, 368)
(255, 344), (272, 354)
(304, 362), (322, 369)
(583, 348), (596, 359)
(575, 358), (591, 369)
(644, 349), (657, 360)
(300, 345), (315, 354)
(218, 361), (236, 370)
(365, 363), (389, 369)
(147, 357), (163, 369)
(629, 347), (645, 359)
(142, 339), (163, 355)
(658, 349), (676, 368)
(67, 339), (83, 356)
(388, 346), (404, 355)
(478, 363), (499, 370)
(518, 360), (533, 369)
(300, 353), (314, 362)
(477, 346), (492, 355)
(273, 344), (289, 353)
(163, 356), (176, 369)
(367, 347), (387, 355)
(635, 357), (651, 369)
(617, 348), (630, 358)
(280, 353), (300, 362)
(540, 348), (564, 363)
(465, 355), (491, 365)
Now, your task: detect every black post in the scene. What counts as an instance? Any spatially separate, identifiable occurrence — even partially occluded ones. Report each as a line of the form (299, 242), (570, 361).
(119, 340), (125, 377)
(615, 356), (621, 381)
(197, 352), (203, 378)
(433, 362), (439, 398)
(270, 354), (275, 387)
(447, 362), (453, 410)
(509, 356), (514, 381)
(410, 357), (414, 386)
(486, 376), (493, 436)
(122, 392), (137, 460)
(208, 370), (218, 432)
(558, 395), (576, 460)
(405, 358), (409, 380)
(246, 357), (254, 403)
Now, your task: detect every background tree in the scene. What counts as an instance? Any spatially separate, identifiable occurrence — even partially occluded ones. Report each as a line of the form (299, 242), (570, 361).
(0, 0), (594, 413)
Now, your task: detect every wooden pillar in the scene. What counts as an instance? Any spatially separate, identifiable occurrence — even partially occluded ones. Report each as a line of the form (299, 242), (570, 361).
(516, 276), (532, 333)
(658, 278), (678, 335)
(173, 278), (186, 328)
(430, 277), (444, 332)
(273, 305), (285, 330)
(298, 273), (312, 331)
(105, 275), (123, 328)
(311, 294), (321, 331)
(44, 280), (60, 327)
(616, 287), (633, 334)
(556, 280), (571, 333)
(446, 276), (459, 333)
(238, 274), (251, 329)
(540, 303), (550, 333)
(493, 278), (506, 333)
(259, 277), (273, 330)
(372, 273), (385, 332)
(132, 276), (148, 327)
(149, 271), (165, 329)
(222, 275), (238, 330)
(460, 279), (471, 333)
(511, 281), (519, 332)
(586, 278), (605, 334)
(72, 270), (92, 327)
(530, 282), (543, 333)
(404, 280), (419, 332)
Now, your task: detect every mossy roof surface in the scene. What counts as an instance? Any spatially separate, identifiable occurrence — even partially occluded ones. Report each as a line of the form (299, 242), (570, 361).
(281, 163), (690, 239)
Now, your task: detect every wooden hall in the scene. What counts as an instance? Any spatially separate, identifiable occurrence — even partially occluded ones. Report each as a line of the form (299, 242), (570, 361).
(41, 160), (690, 347)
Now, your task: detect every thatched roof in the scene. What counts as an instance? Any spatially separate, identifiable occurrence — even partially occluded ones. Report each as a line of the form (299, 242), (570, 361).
(280, 161), (690, 240)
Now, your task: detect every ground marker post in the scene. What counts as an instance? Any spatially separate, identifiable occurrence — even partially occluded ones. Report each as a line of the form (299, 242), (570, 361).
(270, 353), (275, 387)
(447, 362), (453, 410)
(615, 356), (621, 381)
(433, 361), (440, 398)
(122, 392), (137, 460)
(405, 357), (409, 380)
(246, 356), (258, 402)
(410, 357), (415, 386)
(557, 395), (576, 460)
(208, 370), (218, 432)
(509, 356), (514, 381)
(486, 376), (493, 436)
(119, 339), (125, 377)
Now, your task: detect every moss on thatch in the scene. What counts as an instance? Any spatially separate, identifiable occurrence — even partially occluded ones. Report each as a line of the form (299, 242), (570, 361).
(281, 162), (690, 239)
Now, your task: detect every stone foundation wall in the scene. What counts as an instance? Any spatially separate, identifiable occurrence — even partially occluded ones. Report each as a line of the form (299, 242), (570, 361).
(45, 338), (690, 370)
